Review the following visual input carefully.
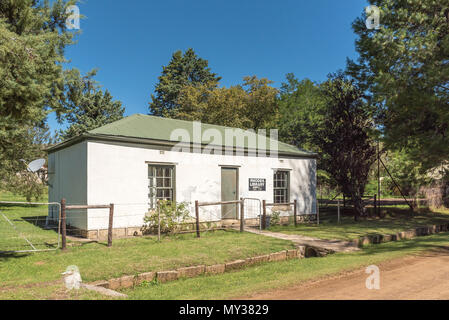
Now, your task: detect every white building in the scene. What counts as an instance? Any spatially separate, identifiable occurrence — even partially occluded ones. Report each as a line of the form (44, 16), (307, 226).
(47, 114), (317, 238)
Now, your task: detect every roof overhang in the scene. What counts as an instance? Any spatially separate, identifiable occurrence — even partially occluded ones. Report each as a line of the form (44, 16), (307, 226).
(46, 134), (319, 159)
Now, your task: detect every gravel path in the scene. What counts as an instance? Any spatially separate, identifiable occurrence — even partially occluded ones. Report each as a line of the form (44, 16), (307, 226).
(242, 248), (449, 300)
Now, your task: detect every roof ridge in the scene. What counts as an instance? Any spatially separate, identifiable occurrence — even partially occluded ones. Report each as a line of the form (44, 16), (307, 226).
(137, 114), (269, 134)
(63, 114), (317, 157)
(135, 114), (314, 152)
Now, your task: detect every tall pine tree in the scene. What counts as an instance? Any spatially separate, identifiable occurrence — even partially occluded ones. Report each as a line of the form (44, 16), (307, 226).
(58, 69), (125, 140)
(149, 48), (221, 117)
(0, 0), (76, 180)
(348, 0), (449, 171)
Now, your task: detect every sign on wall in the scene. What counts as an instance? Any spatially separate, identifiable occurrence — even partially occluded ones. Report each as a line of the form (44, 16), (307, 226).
(249, 178), (266, 191)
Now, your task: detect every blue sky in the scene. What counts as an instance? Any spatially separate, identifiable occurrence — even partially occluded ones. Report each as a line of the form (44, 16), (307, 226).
(51, 0), (368, 131)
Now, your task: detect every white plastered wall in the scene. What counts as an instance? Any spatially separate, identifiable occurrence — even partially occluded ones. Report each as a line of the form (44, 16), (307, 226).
(86, 141), (317, 231)
(48, 141), (88, 230)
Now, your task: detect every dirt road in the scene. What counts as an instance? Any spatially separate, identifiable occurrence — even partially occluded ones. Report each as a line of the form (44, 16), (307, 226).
(244, 249), (449, 300)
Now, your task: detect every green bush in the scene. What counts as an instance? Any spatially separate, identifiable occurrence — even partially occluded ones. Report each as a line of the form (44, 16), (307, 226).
(142, 201), (190, 235)
(3, 172), (46, 202)
(270, 211), (281, 226)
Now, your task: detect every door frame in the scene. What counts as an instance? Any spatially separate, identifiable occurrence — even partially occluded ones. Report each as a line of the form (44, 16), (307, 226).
(220, 166), (239, 219)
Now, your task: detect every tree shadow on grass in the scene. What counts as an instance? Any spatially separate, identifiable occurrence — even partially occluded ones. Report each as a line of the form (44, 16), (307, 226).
(358, 233), (449, 257)
(20, 215), (58, 230)
(0, 252), (31, 262)
(281, 210), (449, 241)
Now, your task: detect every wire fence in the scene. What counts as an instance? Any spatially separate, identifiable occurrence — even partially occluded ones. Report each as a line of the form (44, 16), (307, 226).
(317, 195), (402, 223)
(0, 201), (60, 253)
(0, 197), (320, 251)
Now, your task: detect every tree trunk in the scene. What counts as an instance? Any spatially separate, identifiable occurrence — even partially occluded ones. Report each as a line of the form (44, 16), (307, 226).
(352, 193), (365, 221)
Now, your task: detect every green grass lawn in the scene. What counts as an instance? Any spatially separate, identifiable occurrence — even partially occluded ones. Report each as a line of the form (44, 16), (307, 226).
(269, 207), (449, 241)
(0, 191), (58, 252)
(0, 202), (60, 252)
(123, 232), (449, 300)
(2, 190), (449, 300)
(0, 191), (294, 288)
(0, 231), (295, 288)
(2, 232), (448, 300)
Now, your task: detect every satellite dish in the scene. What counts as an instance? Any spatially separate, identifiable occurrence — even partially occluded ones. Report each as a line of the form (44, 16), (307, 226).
(27, 159), (46, 173)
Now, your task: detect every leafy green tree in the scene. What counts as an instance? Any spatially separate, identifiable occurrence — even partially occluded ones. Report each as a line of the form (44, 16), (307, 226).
(174, 81), (249, 128)
(0, 0), (76, 179)
(348, 0), (449, 172)
(241, 76), (278, 131)
(149, 48), (221, 117)
(0, 124), (53, 201)
(278, 74), (342, 197)
(382, 151), (423, 197)
(0, 0), (75, 123)
(58, 70), (125, 140)
(174, 76), (278, 130)
(314, 73), (377, 218)
(365, 148), (424, 198)
(277, 74), (326, 152)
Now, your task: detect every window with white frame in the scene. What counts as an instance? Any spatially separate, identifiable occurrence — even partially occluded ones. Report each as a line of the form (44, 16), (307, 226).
(148, 165), (175, 209)
(273, 170), (290, 204)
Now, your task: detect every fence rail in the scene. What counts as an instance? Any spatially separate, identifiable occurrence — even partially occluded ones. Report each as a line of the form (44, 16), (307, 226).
(61, 199), (114, 250)
(195, 199), (245, 237)
(262, 200), (298, 229)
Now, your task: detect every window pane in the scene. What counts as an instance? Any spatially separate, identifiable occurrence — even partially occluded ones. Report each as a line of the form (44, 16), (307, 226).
(273, 171), (289, 204)
(148, 165), (175, 208)
(164, 168), (172, 177)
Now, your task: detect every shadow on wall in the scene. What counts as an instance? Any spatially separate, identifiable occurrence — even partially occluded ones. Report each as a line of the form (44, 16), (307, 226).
(187, 179), (221, 218)
(294, 160), (317, 215)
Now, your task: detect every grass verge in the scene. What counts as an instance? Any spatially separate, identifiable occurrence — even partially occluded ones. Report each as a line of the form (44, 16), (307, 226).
(2, 232), (447, 300)
(269, 207), (449, 241)
(123, 232), (449, 300)
(0, 191), (295, 287)
(0, 230), (294, 288)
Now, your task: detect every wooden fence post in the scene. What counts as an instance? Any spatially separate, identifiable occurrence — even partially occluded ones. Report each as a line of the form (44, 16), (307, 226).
(195, 200), (200, 238)
(157, 200), (161, 242)
(108, 204), (114, 247)
(240, 198), (244, 232)
(316, 198), (320, 225)
(373, 194), (377, 218)
(337, 200), (341, 224)
(61, 198), (66, 251)
(293, 199), (298, 227)
(262, 200), (267, 230)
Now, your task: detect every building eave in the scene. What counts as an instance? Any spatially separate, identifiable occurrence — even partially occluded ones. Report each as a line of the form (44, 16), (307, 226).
(46, 133), (319, 159)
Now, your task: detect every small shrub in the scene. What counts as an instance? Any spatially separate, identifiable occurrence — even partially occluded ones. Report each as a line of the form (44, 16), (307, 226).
(142, 201), (191, 235)
(270, 211), (281, 226)
(138, 279), (159, 288)
(4, 172), (46, 202)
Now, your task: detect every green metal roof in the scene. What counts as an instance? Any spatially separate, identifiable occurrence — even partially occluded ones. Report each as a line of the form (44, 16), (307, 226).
(48, 114), (317, 158)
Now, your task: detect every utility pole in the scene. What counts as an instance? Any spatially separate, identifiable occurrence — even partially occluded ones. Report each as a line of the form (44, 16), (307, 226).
(377, 140), (381, 216)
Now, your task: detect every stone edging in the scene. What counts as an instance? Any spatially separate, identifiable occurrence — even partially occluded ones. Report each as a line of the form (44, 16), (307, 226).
(88, 223), (449, 290)
(351, 223), (449, 247)
(90, 247), (306, 290)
